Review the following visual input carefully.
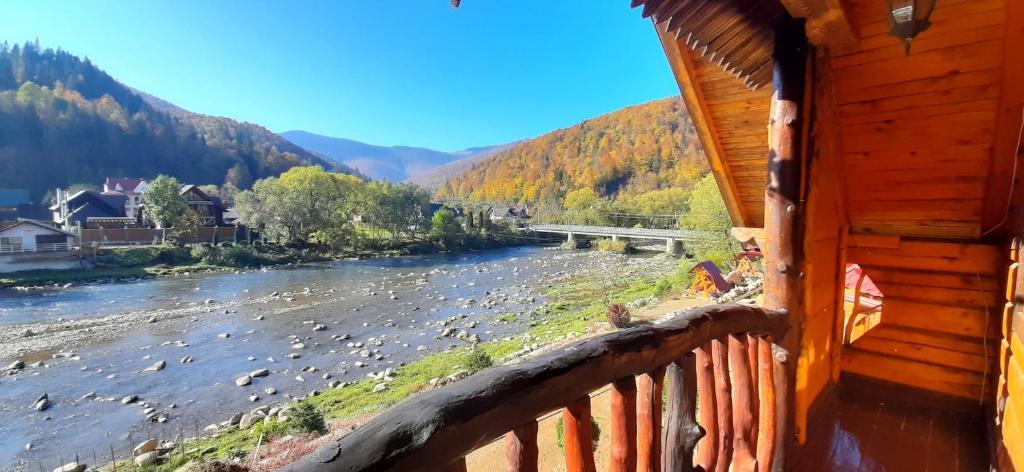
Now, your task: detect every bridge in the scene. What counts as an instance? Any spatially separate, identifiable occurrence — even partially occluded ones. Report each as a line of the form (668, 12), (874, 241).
(527, 224), (713, 255)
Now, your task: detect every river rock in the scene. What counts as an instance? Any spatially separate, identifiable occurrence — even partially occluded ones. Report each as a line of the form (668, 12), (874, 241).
(217, 332), (231, 339)
(52, 462), (86, 472)
(122, 395), (139, 404)
(133, 438), (158, 456)
(33, 397), (51, 411)
(134, 451), (159, 467)
(228, 413), (243, 425)
(291, 343), (305, 349)
(6, 360), (25, 370)
(20, 328), (35, 338)
(372, 383), (388, 393)
(249, 394), (259, 402)
(144, 360), (166, 372)
(180, 356), (193, 363)
(250, 368), (270, 378)
(264, 387), (277, 395)
(235, 375), (252, 387)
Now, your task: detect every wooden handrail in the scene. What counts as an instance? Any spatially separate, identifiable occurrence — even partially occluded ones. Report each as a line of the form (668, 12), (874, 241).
(281, 303), (788, 472)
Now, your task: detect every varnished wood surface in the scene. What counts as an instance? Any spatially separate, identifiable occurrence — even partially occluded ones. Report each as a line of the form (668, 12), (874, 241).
(793, 375), (989, 472)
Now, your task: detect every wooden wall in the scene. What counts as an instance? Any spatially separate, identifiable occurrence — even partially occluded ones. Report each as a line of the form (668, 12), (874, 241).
(792, 53), (848, 444)
(830, 0), (1009, 239)
(841, 238), (1002, 400)
(998, 240), (1024, 470)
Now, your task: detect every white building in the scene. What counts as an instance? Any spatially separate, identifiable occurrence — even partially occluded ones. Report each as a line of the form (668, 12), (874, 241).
(103, 177), (149, 219)
(0, 219), (77, 254)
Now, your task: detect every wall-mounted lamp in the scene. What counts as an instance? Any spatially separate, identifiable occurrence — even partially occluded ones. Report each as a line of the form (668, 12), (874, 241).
(888, 0), (938, 54)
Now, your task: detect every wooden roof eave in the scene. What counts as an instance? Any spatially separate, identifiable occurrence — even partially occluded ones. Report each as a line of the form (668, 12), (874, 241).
(656, 20), (752, 227)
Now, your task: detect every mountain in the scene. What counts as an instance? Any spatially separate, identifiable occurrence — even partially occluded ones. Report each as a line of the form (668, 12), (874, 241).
(437, 97), (707, 204)
(280, 130), (507, 183)
(406, 141), (520, 189)
(0, 41), (349, 200)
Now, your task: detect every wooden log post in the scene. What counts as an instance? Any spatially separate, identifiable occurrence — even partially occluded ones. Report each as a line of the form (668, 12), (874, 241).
(663, 355), (704, 472)
(695, 343), (719, 471)
(610, 377), (638, 472)
(762, 16), (809, 472)
(564, 396), (598, 472)
(711, 338), (734, 472)
(728, 335), (758, 472)
(756, 338), (777, 472)
(746, 334), (760, 453)
(505, 421), (539, 472)
(637, 366), (666, 472)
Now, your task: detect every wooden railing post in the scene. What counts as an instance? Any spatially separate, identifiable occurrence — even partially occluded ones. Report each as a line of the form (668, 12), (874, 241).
(505, 421), (539, 472)
(637, 366), (666, 472)
(663, 354), (703, 472)
(564, 396), (597, 472)
(695, 343), (718, 471)
(756, 338), (777, 472)
(728, 335), (758, 471)
(712, 338), (734, 472)
(610, 377), (638, 472)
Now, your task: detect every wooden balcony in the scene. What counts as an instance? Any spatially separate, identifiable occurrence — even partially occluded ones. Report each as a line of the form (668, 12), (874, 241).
(283, 304), (791, 472)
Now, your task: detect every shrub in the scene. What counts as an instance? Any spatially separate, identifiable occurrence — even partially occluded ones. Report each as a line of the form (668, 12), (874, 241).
(555, 416), (601, 450)
(606, 303), (631, 328)
(464, 350), (493, 373)
(287, 402), (327, 435)
(596, 239), (629, 254)
(653, 278), (674, 297)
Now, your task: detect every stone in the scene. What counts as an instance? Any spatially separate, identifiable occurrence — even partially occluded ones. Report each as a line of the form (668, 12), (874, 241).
(134, 451), (159, 467)
(372, 383), (388, 393)
(122, 395), (139, 405)
(6, 360), (25, 370)
(52, 463), (86, 472)
(144, 360), (166, 372)
(249, 368), (270, 378)
(228, 413), (243, 425)
(33, 398), (51, 411)
(235, 375), (252, 387)
(217, 332), (231, 339)
(264, 387), (277, 395)
(238, 413), (255, 429)
(180, 356), (194, 363)
(249, 394), (259, 402)
(133, 438), (158, 456)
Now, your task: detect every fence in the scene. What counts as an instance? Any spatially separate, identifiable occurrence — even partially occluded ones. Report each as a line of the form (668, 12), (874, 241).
(79, 227), (239, 246)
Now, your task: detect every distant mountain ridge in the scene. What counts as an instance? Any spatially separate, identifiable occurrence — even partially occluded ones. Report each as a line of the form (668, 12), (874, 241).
(438, 97), (707, 203)
(0, 41), (350, 200)
(280, 130), (509, 183)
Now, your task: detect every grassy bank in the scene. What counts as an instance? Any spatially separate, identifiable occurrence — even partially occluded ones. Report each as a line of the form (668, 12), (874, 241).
(101, 257), (676, 471)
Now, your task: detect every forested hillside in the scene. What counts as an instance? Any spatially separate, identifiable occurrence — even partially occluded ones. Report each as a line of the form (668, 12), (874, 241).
(0, 41), (346, 200)
(437, 98), (707, 205)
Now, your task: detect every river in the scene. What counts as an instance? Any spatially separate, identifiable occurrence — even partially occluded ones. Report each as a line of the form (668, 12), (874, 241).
(0, 246), (660, 471)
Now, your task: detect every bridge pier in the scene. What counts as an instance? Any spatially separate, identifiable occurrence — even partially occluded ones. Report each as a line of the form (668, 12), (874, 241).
(666, 238), (683, 256)
(611, 235), (619, 242)
(567, 232), (575, 243)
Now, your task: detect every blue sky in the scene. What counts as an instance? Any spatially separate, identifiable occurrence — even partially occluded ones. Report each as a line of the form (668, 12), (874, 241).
(0, 1), (679, 151)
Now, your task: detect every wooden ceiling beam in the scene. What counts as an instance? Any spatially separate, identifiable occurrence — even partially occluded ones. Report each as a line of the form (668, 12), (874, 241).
(779, 0), (858, 53)
(655, 20), (753, 227)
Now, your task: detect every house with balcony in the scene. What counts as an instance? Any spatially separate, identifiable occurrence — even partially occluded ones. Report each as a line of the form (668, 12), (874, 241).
(279, 0), (1024, 471)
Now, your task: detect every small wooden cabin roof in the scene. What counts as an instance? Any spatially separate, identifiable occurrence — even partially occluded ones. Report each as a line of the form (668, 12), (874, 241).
(648, 0), (1024, 240)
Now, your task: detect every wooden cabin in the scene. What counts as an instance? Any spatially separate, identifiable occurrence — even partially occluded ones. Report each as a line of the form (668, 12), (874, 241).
(283, 0), (1024, 470)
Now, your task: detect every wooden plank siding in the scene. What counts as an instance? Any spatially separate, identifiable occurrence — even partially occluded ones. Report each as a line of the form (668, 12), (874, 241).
(841, 239), (1003, 400)
(1000, 240), (1024, 470)
(831, 0), (1009, 239)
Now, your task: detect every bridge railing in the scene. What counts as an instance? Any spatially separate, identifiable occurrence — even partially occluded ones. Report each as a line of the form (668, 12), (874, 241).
(281, 303), (789, 472)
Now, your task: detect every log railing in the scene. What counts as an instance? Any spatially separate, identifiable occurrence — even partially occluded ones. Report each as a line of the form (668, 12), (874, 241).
(282, 304), (789, 472)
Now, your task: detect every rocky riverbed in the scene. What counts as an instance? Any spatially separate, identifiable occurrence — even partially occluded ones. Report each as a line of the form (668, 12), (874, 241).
(0, 247), (679, 471)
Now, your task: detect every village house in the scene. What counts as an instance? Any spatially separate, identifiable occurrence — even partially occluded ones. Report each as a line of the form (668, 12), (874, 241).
(50, 190), (129, 228)
(102, 177), (148, 219)
(488, 205), (530, 226)
(0, 188), (48, 225)
(0, 219), (77, 254)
